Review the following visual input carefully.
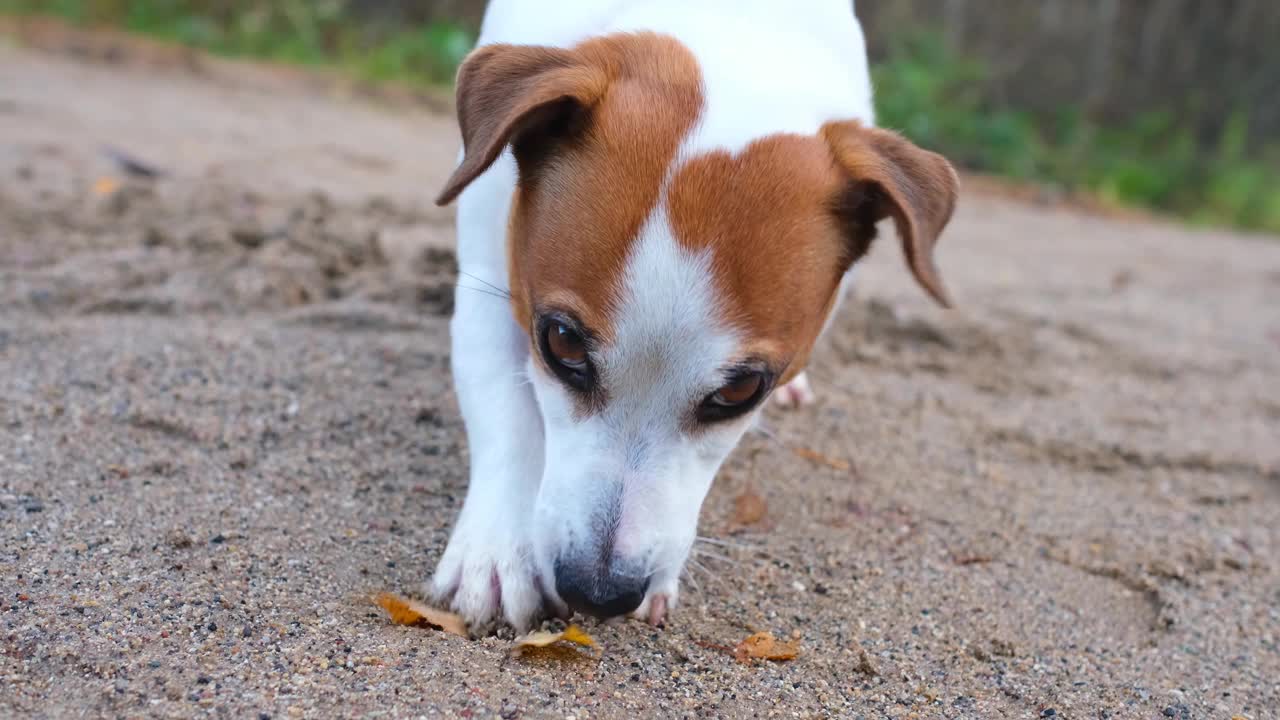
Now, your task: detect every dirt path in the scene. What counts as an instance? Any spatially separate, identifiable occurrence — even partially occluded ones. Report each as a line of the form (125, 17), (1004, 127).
(2, 35), (1279, 720)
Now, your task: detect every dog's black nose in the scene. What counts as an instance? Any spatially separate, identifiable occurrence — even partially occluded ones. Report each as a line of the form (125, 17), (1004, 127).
(554, 561), (648, 619)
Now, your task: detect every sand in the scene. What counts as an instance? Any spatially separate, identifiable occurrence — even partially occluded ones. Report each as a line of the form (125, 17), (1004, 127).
(2, 28), (1278, 720)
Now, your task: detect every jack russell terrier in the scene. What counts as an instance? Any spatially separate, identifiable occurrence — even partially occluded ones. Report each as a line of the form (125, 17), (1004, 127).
(430, 0), (958, 631)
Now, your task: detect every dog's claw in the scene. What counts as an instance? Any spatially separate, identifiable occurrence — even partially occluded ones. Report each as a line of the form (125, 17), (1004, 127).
(647, 594), (667, 627)
(633, 587), (675, 628)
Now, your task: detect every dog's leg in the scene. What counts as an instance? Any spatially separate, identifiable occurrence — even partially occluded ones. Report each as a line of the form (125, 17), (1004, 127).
(429, 153), (546, 631)
(772, 372), (816, 408)
(772, 269), (857, 409)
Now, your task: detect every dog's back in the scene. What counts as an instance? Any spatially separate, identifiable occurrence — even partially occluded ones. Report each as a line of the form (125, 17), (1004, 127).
(474, 0), (874, 130)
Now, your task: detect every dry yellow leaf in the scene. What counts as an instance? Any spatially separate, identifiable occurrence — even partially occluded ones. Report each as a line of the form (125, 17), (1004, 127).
(560, 625), (596, 647)
(373, 592), (467, 637)
(734, 631), (800, 663)
(793, 447), (851, 471)
(512, 624), (598, 659)
(515, 624), (595, 648)
(92, 177), (119, 196)
(731, 488), (768, 527)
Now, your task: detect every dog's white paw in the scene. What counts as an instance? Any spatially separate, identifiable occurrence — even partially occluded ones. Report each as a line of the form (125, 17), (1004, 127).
(772, 372), (815, 409)
(429, 515), (546, 632)
(632, 577), (679, 627)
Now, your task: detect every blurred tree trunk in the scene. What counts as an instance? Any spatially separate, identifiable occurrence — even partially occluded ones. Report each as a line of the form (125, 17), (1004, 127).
(858, 0), (1280, 151)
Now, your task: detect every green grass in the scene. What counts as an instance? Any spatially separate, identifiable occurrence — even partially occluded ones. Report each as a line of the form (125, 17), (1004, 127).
(4, 5), (1277, 235)
(872, 31), (1280, 235)
(0, 0), (473, 86)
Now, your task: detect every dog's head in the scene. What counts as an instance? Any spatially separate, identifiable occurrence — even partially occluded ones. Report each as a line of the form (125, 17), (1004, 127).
(437, 33), (957, 620)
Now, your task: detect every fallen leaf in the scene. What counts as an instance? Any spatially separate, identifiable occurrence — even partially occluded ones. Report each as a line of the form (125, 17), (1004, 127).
(373, 592), (467, 637)
(793, 446), (851, 471)
(512, 624), (598, 659)
(92, 176), (119, 196)
(731, 488), (768, 527)
(561, 625), (595, 647)
(734, 631), (800, 663)
(692, 637), (737, 656)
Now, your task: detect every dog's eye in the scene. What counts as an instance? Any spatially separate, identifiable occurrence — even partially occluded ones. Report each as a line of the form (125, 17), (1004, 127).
(546, 323), (587, 369)
(540, 319), (593, 392)
(698, 370), (768, 422)
(711, 373), (763, 406)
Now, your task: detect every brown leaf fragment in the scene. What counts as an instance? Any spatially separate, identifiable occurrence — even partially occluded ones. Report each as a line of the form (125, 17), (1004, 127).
(731, 489), (768, 527)
(512, 624), (598, 660)
(854, 648), (879, 676)
(692, 637), (738, 656)
(793, 447), (851, 471)
(92, 176), (119, 196)
(733, 631), (800, 663)
(373, 592), (467, 637)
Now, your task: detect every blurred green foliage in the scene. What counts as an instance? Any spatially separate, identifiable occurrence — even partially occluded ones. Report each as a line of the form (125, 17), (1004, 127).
(873, 31), (1280, 234)
(3, 4), (1277, 235)
(0, 0), (473, 84)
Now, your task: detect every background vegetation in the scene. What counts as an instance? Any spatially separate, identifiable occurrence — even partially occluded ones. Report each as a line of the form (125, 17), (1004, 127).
(3, 0), (1277, 234)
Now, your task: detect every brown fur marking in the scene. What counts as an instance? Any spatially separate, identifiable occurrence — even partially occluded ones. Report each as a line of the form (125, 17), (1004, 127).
(439, 32), (703, 340)
(667, 135), (851, 380)
(441, 34), (957, 395)
(667, 124), (958, 381)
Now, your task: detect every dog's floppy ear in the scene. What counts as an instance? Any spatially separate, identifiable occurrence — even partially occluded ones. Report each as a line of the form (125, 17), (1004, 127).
(435, 43), (609, 206)
(822, 121), (960, 307)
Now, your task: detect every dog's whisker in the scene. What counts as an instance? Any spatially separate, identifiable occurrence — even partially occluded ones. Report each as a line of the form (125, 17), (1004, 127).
(680, 565), (704, 595)
(749, 420), (778, 439)
(685, 558), (729, 590)
(696, 535), (782, 563)
(455, 282), (514, 303)
(695, 535), (758, 551)
(457, 270), (512, 298)
(690, 547), (740, 566)
(503, 370), (533, 387)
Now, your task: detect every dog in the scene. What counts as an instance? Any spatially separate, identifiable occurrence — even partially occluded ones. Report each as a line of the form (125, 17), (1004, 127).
(429, 0), (958, 631)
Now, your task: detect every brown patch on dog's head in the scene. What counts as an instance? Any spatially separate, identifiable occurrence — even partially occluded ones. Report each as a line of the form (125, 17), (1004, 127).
(668, 123), (959, 382)
(437, 33), (703, 341)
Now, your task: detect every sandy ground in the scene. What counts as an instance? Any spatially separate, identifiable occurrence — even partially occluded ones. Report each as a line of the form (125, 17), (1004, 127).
(2, 29), (1279, 720)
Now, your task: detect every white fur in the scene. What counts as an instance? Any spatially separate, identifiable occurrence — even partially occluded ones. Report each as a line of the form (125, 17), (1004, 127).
(527, 207), (752, 620)
(432, 0), (874, 629)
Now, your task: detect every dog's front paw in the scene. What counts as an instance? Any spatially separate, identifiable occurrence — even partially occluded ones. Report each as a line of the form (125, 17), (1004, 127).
(429, 516), (547, 632)
(772, 372), (815, 409)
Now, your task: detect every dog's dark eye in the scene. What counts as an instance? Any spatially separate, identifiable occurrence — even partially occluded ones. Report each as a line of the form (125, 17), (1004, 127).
(547, 323), (587, 369)
(711, 373), (763, 406)
(540, 319), (593, 391)
(698, 370), (769, 422)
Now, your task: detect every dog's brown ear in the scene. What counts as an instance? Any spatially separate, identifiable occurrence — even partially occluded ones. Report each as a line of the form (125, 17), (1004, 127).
(822, 121), (960, 307)
(435, 44), (610, 206)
